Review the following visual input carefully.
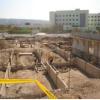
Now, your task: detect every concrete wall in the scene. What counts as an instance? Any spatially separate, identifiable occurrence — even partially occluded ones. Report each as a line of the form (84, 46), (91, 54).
(46, 62), (68, 89)
(48, 45), (68, 61)
(75, 57), (100, 78)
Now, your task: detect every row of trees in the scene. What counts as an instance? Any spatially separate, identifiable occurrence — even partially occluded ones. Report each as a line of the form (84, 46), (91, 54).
(40, 25), (63, 33)
(0, 24), (100, 34)
(40, 25), (81, 33)
(0, 25), (32, 34)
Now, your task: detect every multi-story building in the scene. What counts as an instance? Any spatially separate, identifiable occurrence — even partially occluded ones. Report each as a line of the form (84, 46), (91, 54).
(50, 9), (100, 32)
(88, 13), (100, 31)
(50, 9), (89, 31)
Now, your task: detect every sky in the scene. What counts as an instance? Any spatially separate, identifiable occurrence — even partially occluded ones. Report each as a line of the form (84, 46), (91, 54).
(0, 0), (100, 20)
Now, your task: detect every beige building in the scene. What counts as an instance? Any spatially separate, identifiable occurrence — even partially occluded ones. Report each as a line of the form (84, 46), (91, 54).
(50, 9), (100, 32)
(88, 13), (100, 31)
(50, 9), (89, 31)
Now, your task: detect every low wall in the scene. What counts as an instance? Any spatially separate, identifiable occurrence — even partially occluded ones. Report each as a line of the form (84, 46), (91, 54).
(46, 62), (68, 89)
(47, 45), (68, 61)
(52, 63), (69, 67)
(75, 57), (100, 78)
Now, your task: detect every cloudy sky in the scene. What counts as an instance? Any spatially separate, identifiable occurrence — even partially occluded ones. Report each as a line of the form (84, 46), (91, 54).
(0, 0), (100, 20)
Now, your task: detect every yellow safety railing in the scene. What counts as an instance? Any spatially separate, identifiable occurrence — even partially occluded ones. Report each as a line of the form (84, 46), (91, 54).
(0, 79), (57, 99)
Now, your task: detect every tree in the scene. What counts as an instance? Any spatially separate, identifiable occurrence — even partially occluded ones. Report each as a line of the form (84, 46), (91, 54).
(25, 22), (30, 25)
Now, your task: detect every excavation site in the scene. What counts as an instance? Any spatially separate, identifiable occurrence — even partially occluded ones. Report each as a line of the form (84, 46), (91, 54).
(0, 34), (100, 99)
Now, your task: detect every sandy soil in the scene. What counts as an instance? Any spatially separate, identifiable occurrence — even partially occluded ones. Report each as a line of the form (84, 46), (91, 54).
(1, 37), (100, 99)
(59, 68), (100, 99)
(0, 70), (54, 98)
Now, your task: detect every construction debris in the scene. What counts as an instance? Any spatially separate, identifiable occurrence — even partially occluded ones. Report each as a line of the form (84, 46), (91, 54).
(0, 34), (100, 99)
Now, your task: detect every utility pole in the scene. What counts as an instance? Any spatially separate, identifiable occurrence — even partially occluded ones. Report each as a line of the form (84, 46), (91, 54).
(68, 51), (71, 92)
(68, 39), (72, 92)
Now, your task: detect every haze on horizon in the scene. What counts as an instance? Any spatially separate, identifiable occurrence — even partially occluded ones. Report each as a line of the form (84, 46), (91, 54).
(0, 0), (100, 20)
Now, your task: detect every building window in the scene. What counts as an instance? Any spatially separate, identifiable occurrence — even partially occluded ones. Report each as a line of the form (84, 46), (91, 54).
(76, 19), (78, 21)
(69, 19), (71, 21)
(69, 15), (71, 17)
(66, 19), (68, 21)
(73, 15), (75, 17)
(91, 19), (93, 21)
(66, 15), (68, 17)
(73, 19), (75, 21)
(76, 15), (78, 17)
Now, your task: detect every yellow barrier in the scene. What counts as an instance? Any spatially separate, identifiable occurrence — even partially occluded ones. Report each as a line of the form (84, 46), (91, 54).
(34, 80), (56, 99)
(0, 79), (57, 99)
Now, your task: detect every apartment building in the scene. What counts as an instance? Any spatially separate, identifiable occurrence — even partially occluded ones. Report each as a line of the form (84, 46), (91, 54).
(88, 13), (100, 31)
(50, 9), (89, 31)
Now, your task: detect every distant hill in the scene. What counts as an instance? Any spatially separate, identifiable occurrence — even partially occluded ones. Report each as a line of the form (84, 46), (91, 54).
(0, 18), (50, 27)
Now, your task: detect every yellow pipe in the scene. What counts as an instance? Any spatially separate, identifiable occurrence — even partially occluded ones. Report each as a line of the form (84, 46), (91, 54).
(0, 79), (57, 99)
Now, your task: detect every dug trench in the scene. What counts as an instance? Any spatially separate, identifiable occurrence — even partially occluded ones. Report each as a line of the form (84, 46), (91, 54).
(0, 37), (80, 99)
(0, 46), (80, 99)
(0, 49), (58, 99)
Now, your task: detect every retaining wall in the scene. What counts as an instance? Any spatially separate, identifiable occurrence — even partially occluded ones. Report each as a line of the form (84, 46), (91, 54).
(46, 62), (68, 89)
(48, 45), (68, 61)
(75, 57), (100, 78)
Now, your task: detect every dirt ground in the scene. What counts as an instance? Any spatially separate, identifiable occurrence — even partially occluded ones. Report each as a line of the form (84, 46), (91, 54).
(0, 70), (55, 98)
(59, 68), (100, 99)
(0, 37), (100, 99)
